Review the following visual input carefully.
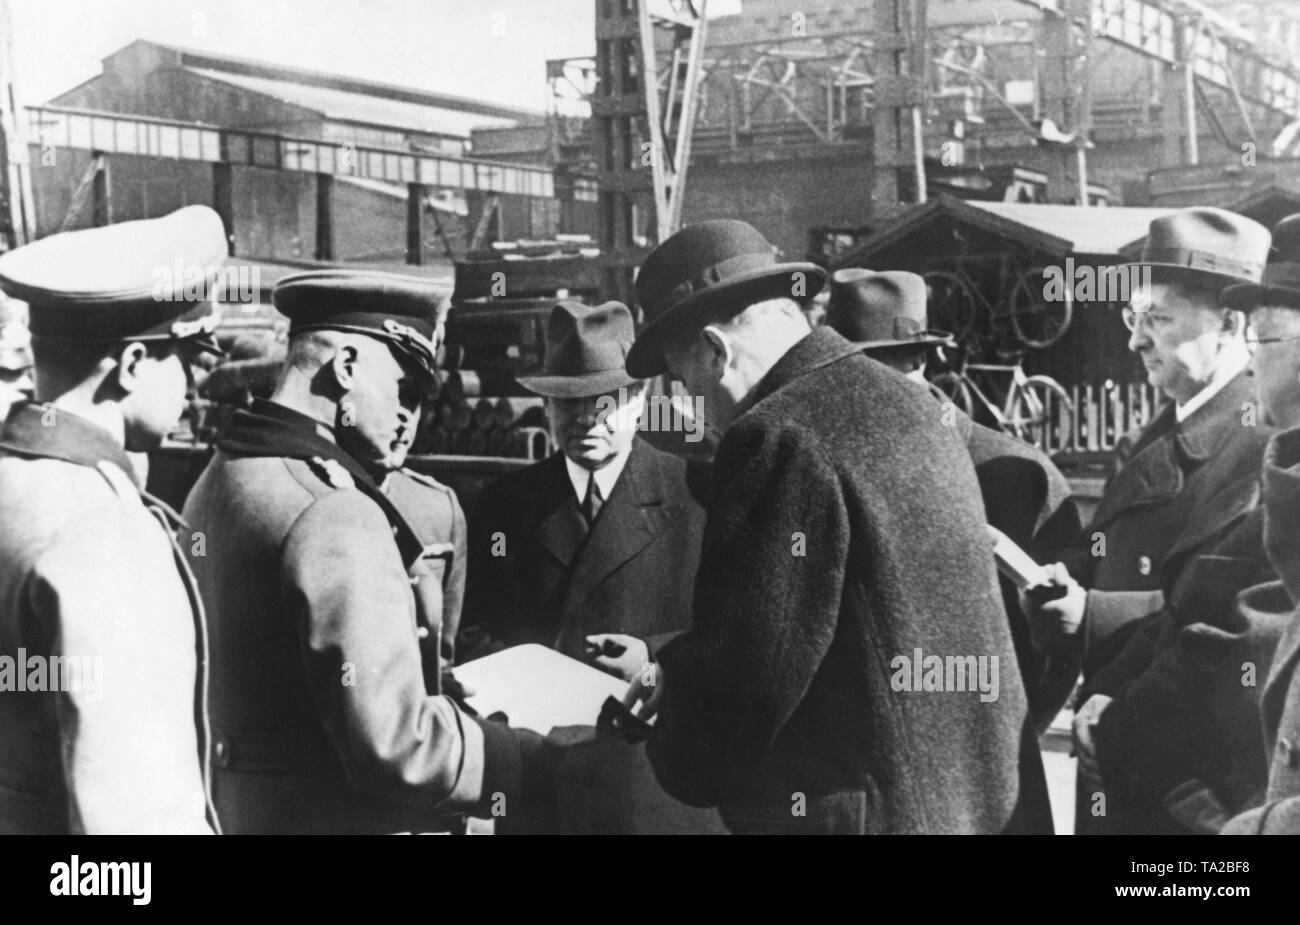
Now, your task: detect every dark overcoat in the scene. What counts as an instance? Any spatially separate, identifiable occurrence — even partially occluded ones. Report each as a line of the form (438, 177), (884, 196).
(1222, 427), (1300, 834)
(458, 436), (708, 662)
(1083, 506), (1283, 834)
(1067, 371), (1274, 834)
(1063, 371), (1273, 647)
(645, 327), (1035, 834)
(958, 411), (1083, 729)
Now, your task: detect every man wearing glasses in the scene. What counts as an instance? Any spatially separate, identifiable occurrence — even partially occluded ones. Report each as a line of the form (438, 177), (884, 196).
(1024, 207), (1275, 833)
(1223, 214), (1300, 833)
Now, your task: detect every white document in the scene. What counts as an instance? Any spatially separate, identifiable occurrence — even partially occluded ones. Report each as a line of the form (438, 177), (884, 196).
(987, 524), (1051, 590)
(452, 643), (630, 735)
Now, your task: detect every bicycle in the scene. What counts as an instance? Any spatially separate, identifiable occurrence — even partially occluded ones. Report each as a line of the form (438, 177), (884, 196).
(922, 264), (1073, 357)
(918, 262), (1074, 450)
(930, 357), (1074, 452)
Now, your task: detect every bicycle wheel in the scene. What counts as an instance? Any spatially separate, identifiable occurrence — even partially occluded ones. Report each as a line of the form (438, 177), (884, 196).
(1007, 375), (1074, 451)
(922, 271), (979, 343)
(1008, 268), (1073, 350)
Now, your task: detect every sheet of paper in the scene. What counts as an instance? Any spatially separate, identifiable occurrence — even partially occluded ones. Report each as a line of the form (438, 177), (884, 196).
(453, 643), (630, 735)
(987, 524), (1050, 590)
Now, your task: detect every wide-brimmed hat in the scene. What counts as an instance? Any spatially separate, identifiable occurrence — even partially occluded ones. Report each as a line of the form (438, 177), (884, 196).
(1122, 206), (1270, 290)
(825, 268), (956, 352)
(1223, 213), (1300, 312)
(625, 220), (826, 378)
(516, 300), (640, 398)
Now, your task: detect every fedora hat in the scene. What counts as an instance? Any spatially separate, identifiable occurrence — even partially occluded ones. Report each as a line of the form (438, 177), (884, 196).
(1223, 213), (1300, 312)
(625, 220), (826, 378)
(825, 268), (956, 352)
(516, 300), (640, 398)
(1123, 206), (1270, 290)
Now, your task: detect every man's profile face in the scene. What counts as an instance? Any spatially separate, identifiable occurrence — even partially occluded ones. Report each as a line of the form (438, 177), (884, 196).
(663, 332), (734, 440)
(0, 365), (32, 419)
(546, 385), (641, 470)
(336, 337), (423, 473)
(1247, 305), (1300, 429)
(120, 343), (196, 452)
(1124, 280), (1234, 404)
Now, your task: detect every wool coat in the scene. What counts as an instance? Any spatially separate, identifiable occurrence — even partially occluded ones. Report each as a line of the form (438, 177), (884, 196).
(645, 327), (1037, 834)
(1063, 371), (1273, 653)
(1082, 506), (1283, 834)
(1067, 371), (1274, 834)
(957, 410), (1083, 730)
(1222, 427), (1300, 834)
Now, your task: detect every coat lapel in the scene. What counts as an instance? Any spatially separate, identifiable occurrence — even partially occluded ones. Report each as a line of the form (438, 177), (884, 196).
(1091, 417), (1184, 529)
(558, 439), (670, 617)
(532, 453), (589, 568)
(1161, 471), (1261, 567)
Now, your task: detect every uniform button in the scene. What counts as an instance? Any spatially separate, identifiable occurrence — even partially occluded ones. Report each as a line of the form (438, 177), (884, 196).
(1280, 738), (1299, 769)
(410, 574), (420, 587)
(214, 740), (228, 766)
(1137, 556), (1152, 576)
(417, 626), (430, 640)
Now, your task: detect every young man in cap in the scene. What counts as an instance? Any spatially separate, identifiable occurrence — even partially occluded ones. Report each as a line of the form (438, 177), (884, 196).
(1022, 207), (1276, 833)
(457, 300), (719, 833)
(1219, 214), (1300, 834)
(0, 205), (226, 834)
(182, 270), (553, 834)
(625, 220), (1032, 834)
(0, 297), (33, 420)
(825, 267), (1082, 734)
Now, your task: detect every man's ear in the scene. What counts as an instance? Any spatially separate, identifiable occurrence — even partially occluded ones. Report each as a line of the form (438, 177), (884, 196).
(328, 343), (360, 392)
(700, 325), (732, 378)
(1222, 309), (1246, 338)
(114, 342), (151, 396)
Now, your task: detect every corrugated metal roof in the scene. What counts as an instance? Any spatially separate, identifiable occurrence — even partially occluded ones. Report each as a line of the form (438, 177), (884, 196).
(965, 202), (1178, 255)
(187, 67), (518, 138)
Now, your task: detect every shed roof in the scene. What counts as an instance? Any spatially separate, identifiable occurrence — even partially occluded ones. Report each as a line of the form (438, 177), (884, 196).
(187, 67), (518, 138)
(836, 196), (1178, 267)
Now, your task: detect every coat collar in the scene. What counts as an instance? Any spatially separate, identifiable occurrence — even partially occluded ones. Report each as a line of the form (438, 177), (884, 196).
(1093, 370), (1259, 524)
(218, 398), (424, 568)
(1176, 369), (1258, 462)
(534, 437), (671, 577)
(562, 438), (670, 600)
(749, 326), (865, 410)
(0, 401), (138, 485)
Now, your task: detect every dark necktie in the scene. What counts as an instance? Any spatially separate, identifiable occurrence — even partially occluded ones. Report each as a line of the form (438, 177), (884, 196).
(581, 472), (604, 526)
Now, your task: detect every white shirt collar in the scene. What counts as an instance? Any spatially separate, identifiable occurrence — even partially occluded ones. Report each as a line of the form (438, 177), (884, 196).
(564, 444), (632, 505)
(1175, 343), (1251, 423)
